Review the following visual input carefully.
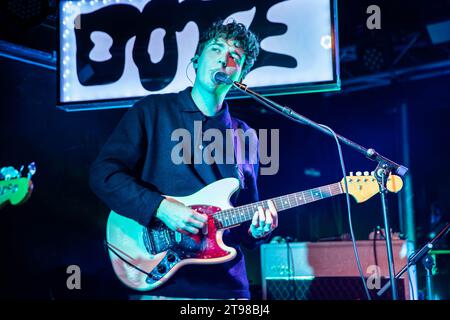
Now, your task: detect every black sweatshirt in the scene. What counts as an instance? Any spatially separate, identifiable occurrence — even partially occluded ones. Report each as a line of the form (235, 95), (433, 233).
(89, 87), (266, 299)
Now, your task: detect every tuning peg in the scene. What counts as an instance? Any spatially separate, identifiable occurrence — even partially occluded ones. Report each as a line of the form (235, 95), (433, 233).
(364, 171), (369, 176)
(27, 162), (36, 179)
(356, 171), (362, 176)
(349, 171), (354, 176)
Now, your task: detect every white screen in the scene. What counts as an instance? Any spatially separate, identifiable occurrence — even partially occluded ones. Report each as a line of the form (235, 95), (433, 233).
(59, 0), (339, 108)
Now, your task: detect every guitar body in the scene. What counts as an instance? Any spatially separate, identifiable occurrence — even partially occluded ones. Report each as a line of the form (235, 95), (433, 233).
(106, 178), (241, 291)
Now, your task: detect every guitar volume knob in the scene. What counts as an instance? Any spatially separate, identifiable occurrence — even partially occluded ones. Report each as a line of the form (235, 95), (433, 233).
(157, 264), (166, 274)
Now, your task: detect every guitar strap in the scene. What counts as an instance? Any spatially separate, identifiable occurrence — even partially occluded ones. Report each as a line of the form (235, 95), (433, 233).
(104, 239), (150, 276)
(230, 118), (247, 190)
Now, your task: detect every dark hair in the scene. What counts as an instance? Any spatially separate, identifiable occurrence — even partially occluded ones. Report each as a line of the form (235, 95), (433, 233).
(195, 19), (260, 79)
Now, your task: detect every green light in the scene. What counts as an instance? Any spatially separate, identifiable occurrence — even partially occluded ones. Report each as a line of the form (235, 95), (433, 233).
(430, 250), (450, 255)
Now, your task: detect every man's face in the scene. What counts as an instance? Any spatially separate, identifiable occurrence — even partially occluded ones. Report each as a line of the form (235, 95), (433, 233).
(194, 37), (246, 92)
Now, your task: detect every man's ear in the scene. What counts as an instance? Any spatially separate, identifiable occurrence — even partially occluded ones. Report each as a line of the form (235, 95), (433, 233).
(191, 55), (199, 69)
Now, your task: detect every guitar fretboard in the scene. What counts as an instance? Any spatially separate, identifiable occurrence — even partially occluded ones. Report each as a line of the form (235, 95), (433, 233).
(213, 182), (343, 229)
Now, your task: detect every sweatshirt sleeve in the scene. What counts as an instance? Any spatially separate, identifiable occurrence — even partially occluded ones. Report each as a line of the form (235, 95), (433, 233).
(89, 101), (164, 227)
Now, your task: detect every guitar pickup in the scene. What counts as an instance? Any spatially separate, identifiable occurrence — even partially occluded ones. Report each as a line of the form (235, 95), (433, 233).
(143, 227), (172, 255)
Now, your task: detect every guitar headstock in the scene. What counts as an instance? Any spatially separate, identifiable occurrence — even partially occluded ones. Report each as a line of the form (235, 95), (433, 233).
(340, 171), (403, 203)
(0, 163), (36, 208)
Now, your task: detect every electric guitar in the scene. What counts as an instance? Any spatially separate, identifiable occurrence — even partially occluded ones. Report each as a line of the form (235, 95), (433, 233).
(0, 163), (36, 209)
(106, 171), (403, 291)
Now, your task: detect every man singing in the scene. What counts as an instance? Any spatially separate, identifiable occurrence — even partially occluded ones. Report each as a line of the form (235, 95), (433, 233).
(90, 19), (278, 299)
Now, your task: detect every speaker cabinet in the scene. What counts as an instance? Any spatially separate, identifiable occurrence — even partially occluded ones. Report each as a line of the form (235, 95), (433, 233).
(261, 240), (412, 300)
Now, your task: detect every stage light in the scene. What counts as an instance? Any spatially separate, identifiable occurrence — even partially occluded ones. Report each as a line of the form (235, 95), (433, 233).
(427, 20), (450, 45)
(320, 35), (332, 50)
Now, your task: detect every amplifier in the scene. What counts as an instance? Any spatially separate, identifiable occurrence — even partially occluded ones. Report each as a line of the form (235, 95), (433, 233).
(260, 240), (412, 300)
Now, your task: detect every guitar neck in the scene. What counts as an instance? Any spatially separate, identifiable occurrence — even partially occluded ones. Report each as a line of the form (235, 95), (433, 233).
(214, 182), (343, 229)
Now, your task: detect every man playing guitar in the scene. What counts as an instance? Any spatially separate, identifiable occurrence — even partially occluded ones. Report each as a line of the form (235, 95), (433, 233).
(90, 20), (278, 299)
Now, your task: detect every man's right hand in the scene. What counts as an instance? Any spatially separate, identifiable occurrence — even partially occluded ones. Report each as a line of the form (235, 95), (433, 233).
(155, 198), (208, 235)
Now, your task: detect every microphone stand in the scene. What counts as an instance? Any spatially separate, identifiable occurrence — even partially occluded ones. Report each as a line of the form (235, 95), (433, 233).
(376, 222), (449, 299)
(230, 80), (409, 300)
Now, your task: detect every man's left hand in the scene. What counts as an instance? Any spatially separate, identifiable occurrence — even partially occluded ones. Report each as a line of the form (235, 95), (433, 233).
(249, 200), (278, 239)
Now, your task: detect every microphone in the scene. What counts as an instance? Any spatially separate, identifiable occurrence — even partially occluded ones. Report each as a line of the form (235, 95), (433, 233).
(213, 71), (233, 85)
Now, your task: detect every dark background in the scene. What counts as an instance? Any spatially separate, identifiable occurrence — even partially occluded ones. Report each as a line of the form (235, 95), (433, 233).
(0, 0), (449, 299)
